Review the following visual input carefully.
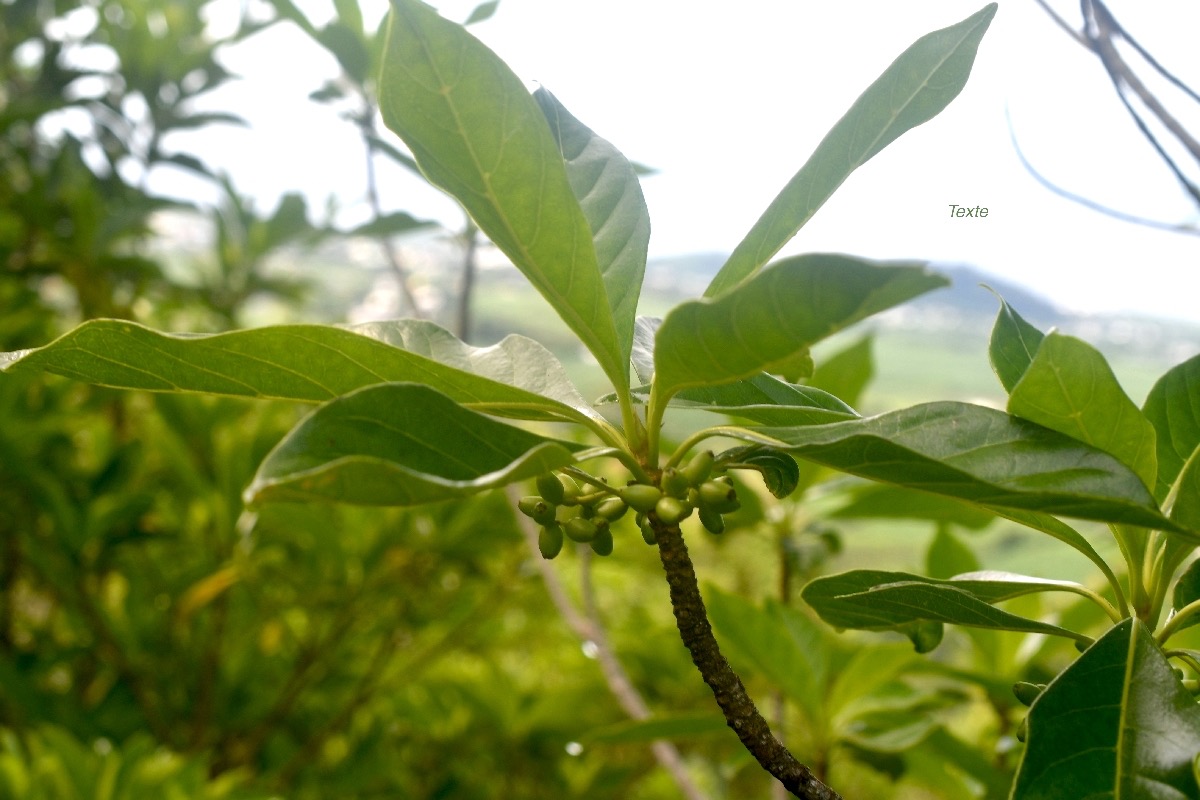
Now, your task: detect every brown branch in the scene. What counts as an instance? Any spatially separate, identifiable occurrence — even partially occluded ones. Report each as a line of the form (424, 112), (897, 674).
(455, 220), (479, 342)
(360, 105), (425, 318)
(509, 487), (709, 800)
(653, 520), (840, 800)
(1007, 110), (1200, 236)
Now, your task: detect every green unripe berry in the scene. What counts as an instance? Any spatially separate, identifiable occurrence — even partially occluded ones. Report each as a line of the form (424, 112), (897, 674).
(590, 525), (614, 556)
(1012, 682), (1045, 707)
(537, 473), (565, 504)
(698, 480), (740, 513)
(518, 495), (558, 525)
(655, 496), (693, 525)
(698, 506), (725, 535)
(661, 467), (689, 498)
(559, 475), (582, 504)
(538, 523), (564, 559)
(682, 450), (714, 486)
(595, 496), (628, 521)
(565, 517), (599, 543)
(619, 484), (662, 514)
(636, 514), (657, 545)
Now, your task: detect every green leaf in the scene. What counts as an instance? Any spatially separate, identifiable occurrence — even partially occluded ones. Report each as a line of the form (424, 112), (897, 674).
(670, 374), (859, 426)
(809, 335), (874, 410)
(609, 370), (860, 426)
(534, 88), (649, 374)
(463, 0), (499, 25)
(1009, 332), (1157, 492)
(926, 527), (980, 579)
(986, 291), (1044, 394)
(706, 587), (833, 722)
(0, 319), (599, 424)
(988, 508), (1126, 592)
(1144, 354), (1200, 501)
(582, 713), (729, 745)
(831, 484), (995, 530)
(379, 0), (627, 393)
(801, 570), (1090, 643)
(718, 445), (800, 498)
(630, 316), (659, 385)
(725, 401), (1178, 532)
(317, 22), (371, 83)
(655, 254), (947, 401)
(1172, 560), (1200, 633)
(332, 0), (364, 36)
(245, 383), (582, 506)
(345, 211), (435, 238)
(1011, 619), (1200, 800)
(705, 4), (997, 297)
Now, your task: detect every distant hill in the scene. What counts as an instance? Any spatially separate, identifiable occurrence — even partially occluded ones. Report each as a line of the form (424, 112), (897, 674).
(643, 253), (1059, 323)
(642, 253), (1199, 362)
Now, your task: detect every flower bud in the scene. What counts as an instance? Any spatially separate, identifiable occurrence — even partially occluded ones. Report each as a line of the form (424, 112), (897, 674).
(538, 523), (564, 559)
(682, 450), (715, 486)
(618, 484), (662, 514)
(565, 517), (599, 543)
(654, 496), (693, 525)
(518, 495), (558, 525)
(537, 473), (566, 504)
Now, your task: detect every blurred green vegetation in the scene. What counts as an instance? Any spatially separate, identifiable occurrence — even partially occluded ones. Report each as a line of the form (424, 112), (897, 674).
(5, 1), (1195, 798)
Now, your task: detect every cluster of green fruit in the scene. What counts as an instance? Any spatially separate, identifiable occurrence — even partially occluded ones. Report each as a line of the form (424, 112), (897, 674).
(517, 451), (742, 560)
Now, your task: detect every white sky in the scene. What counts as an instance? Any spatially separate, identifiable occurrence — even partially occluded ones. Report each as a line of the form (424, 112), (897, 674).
(177, 1), (1200, 323)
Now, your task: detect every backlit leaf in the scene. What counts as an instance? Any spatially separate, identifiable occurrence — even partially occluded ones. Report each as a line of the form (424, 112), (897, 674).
(535, 88), (649, 374)
(1144, 354), (1200, 501)
(379, 0), (627, 393)
(705, 4), (997, 296)
(987, 292), (1044, 394)
(655, 254), (946, 401)
(0, 318), (598, 424)
(1009, 332), (1157, 491)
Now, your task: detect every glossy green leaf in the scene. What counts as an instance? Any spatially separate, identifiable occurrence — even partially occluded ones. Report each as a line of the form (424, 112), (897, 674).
(802, 570), (1090, 643)
(809, 335), (874, 409)
(0, 318), (599, 424)
(1172, 560), (1200, 633)
(655, 254), (947, 401)
(987, 292), (1044, 394)
(1012, 618), (1200, 800)
(705, 4), (997, 297)
(1009, 332), (1157, 492)
(379, 0), (627, 393)
(534, 88), (649, 373)
(718, 445), (800, 498)
(725, 401), (1178, 532)
(245, 383), (582, 506)
(1144, 354), (1200, 501)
